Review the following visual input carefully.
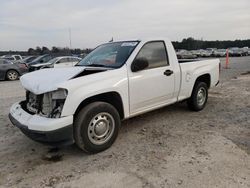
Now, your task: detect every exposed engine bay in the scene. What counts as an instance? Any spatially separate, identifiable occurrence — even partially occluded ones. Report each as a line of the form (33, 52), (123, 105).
(20, 68), (110, 119)
(25, 89), (67, 118)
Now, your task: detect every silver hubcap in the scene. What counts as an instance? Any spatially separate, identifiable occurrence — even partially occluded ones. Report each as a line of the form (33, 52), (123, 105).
(88, 112), (115, 145)
(8, 71), (18, 80)
(197, 87), (206, 106)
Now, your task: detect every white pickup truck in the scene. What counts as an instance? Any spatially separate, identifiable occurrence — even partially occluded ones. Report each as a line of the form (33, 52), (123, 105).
(9, 38), (220, 153)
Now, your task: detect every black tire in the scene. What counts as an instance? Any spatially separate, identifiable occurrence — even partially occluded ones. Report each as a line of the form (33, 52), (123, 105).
(6, 70), (19, 81)
(187, 82), (208, 111)
(74, 102), (121, 153)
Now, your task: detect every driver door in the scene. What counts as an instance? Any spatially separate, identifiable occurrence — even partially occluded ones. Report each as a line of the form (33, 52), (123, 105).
(128, 41), (175, 115)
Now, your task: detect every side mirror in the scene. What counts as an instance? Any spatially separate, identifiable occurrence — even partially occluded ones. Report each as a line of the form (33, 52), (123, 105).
(131, 58), (149, 72)
(40, 60), (44, 63)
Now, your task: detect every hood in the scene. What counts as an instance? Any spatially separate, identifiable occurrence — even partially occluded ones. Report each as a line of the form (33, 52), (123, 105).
(20, 67), (85, 95)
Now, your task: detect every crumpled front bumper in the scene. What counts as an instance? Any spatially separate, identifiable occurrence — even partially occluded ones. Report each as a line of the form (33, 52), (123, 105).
(9, 102), (74, 146)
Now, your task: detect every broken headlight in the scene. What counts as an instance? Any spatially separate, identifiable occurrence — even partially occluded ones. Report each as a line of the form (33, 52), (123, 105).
(40, 89), (68, 118)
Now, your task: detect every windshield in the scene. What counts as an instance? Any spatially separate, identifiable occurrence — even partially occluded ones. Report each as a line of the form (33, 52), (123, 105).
(77, 41), (139, 68)
(30, 55), (47, 63)
(47, 57), (60, 64)
(4, 57), (15, 60)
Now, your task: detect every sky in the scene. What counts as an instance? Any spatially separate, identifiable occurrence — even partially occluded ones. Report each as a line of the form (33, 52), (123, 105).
(0, 0), (250, 50)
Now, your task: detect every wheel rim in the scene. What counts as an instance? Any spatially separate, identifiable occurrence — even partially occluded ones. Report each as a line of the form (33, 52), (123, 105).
(197, 87), (206, 106)
(88, 112), (115, 145)
(8, 71), (18, 80)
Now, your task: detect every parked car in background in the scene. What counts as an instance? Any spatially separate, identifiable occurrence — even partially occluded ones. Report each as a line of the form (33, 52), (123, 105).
(229, 48), (242, 57)
(240, 47), (248, 56)
(78, 53), (88, 59)
(176, 47), (249, 58)
(30, 56), (82, 71)
(0, 59), (28, 81)
(27, 54), (53, 71)
(200, 49), (213, 57)
(176, 50), (197, 59)
(213, 49), (227, 57)
(248, 49), (250, 56)
(190, 50), (202, 57)
(1, 54), (23, 62)
(17, 56), (37, 64)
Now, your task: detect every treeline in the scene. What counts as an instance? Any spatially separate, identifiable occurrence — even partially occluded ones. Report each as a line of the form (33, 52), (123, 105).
(172, 38), (250, 50)
(0, 46), (92, 56)
(1, 38), (250, 56)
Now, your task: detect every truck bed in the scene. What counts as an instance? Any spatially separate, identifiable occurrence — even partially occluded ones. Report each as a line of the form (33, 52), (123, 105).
(177, 58), (220, 101)
(178, 59), (201, 63)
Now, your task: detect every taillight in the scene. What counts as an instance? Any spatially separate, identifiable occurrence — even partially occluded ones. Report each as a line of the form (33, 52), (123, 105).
(19, 63), (27, 68)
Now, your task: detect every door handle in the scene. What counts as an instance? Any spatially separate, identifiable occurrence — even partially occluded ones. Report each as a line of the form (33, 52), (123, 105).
(164, 70), (174, 76)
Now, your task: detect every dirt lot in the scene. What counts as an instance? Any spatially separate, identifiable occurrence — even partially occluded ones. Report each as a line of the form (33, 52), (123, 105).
(0, 57), (250, 188)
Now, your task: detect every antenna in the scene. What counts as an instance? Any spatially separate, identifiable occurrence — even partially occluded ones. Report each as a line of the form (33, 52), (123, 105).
(69, 28), (72, 48)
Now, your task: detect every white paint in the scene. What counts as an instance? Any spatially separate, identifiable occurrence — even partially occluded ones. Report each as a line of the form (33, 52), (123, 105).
(20, 67), (85, 95)
(10, 102), (73, 131)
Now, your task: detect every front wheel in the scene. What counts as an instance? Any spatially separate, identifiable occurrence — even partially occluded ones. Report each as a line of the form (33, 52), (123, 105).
(187, 82), (208, 111)
(74, 102), (121, 153)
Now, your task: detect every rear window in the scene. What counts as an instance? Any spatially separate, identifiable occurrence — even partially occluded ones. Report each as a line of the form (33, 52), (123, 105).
(4, 57), (15, 61)
(14, 56), (21, 60)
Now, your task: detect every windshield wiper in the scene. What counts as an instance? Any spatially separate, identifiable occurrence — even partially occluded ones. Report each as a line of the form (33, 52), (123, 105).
(85, 64), (105, 67)
(76, 64), (114, 68)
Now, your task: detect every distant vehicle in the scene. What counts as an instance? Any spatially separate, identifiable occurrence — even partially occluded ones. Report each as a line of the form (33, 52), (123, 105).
(213, 49), (227, 57)
(1, 55), (23, 62)
(240, 47), (248, 56)
(190, 50), (202, 57)
(28, 54), (53, 65)
(0, 59), (28, 81)
(30, 56), (82, 71)
(229, 48), (242, 57)
(18, 56), (37, 64)
(176, 50), (197, 59)
(28, 54), (53, 71)
(200, 49), (213, 57)
(78, 53), (88, 59)
(206, 48), (217, 52)
(248, 49), (250, 56)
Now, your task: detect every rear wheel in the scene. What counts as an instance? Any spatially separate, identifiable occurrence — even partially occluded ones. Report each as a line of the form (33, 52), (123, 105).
(6, 70), (19, 81)
(187, 82), (208, 111)
(74, 102), (121, 153)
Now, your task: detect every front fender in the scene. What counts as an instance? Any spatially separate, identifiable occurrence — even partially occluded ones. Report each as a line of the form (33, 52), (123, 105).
(59, 67), (129, 118)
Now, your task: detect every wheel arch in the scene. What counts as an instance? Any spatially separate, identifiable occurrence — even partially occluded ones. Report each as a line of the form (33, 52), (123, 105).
(74, 91), (125, 120)
(5, 69), (20, 80)
(195, 73), (211, 89)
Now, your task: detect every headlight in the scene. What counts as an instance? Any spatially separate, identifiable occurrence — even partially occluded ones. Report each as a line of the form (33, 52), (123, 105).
(40, 89), (67, 118)
(52, 89), (67, 100)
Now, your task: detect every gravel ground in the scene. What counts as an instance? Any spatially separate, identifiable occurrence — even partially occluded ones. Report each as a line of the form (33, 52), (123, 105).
(0, 56), (250, 188)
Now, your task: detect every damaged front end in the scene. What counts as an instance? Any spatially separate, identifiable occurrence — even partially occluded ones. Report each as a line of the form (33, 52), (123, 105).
(24, 89), (67, 118)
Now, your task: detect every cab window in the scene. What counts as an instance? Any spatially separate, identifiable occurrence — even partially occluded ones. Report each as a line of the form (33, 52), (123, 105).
(135, 41), (169, 69)
(14, 56), (21, 60)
